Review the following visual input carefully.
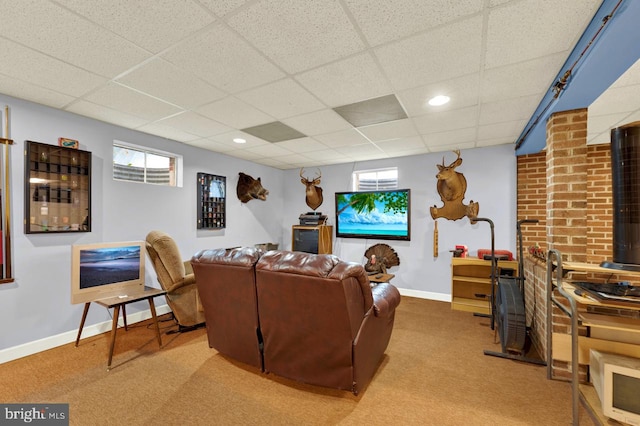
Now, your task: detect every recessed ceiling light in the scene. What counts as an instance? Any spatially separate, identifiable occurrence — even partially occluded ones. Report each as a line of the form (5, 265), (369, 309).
(428, 95), (450, 106)
(233, 138), (246, 144)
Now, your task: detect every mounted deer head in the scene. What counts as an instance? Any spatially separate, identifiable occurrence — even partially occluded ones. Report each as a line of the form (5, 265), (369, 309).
(300, 168), (323, 211)
(435, 150), (466, 202)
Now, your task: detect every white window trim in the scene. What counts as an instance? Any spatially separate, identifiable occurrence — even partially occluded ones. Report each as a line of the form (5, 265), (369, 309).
(352, 167), (398, 191)
(113, 140), (183, 188)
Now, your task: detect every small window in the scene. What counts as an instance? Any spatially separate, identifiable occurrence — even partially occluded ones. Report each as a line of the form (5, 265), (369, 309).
(353, 168), (398, 191)
(113, 141), (182, 187)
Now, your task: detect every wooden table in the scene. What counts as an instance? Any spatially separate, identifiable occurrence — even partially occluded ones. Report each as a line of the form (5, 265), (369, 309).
(75, 286), (166, 370)
(368, 273), (395, 284)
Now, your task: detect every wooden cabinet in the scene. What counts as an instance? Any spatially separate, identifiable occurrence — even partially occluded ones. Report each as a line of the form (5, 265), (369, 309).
(292, 225), (332, 254)
(197, 173), (226, 230)
(451, 257), (518, 314)
(25, 140), (91, 233)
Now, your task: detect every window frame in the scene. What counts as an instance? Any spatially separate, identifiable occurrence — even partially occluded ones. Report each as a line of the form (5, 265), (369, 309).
(352, 167), (398, 191)
(113, 140), (183, 188)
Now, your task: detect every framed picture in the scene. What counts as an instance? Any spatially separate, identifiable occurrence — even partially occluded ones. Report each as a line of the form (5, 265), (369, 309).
(58, 137), (79, 149)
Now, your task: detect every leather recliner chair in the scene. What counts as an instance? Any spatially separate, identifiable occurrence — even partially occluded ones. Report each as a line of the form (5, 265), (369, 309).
(191, 247), (264, 370)
(255, 250), (401, 395)
(145, 230), (205, 331)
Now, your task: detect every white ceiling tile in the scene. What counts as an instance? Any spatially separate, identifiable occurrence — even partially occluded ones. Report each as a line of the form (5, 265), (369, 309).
(281, 110), (352, 136)
(414, 106), (479, 135)
(209, 130), (271, 148)
(422, 128), (477, 148)
(358, 119), (418, 142)
(162, 24), (285, 93)
(226, 149), (263, 161)
(301, 149), (348, 162)
(481, 54), (566, 103)
(57, 0), (215, 53)
(479, 95), (541, 125)
(0, 38), (106, 97)
(252, 157), (290, 169)
(397, 74), (481, 117)
(0, 1), (149, 77)
(153, 111), (232, 138)
(336, 143), (386, 161)
(199, 0), (249, 17)
(345, 0), (483, 46)
(314, 129), (372, 148)
(197, 97), (274, 129)
(375, 15), (483, 90)
(485, 0), (601, 69)
(83, 83), (182, 121)
(244, 144), (293, 158)
(271, 153), (313, 165)
(136, 122), (200, 142)
(0, 74), (75, 109)
(226, 0), (365, 74)
(295, 53), (393, 107)
(376, 136), (427, 153)
(477, 120), (526, 141)
(65, 100), (149, 129)
(476, 136), (516, 148)
(116, 59), (226, 109)
(275, 137), (331, 154)
(236, 79), (325, 119)
(184, 138), (237, 153)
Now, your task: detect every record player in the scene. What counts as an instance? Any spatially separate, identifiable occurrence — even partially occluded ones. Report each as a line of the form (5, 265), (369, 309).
(299, 212), (327, 225)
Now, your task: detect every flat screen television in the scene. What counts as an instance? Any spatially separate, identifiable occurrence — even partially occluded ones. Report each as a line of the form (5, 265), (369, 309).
(71, 241), (145, 304)
(335, 189), (410, 241)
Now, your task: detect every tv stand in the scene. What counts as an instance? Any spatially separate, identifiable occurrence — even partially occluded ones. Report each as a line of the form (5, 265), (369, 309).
(75, 286), (167, 370)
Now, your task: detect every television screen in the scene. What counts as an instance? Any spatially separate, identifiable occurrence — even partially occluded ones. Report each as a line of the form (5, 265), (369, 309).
(335, 189), (410, 241)
(71, 241), (145, 304)
(79, 245), (141, 289)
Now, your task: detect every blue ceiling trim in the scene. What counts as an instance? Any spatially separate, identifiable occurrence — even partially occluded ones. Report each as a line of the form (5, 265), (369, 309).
(515, 0), (640, 155)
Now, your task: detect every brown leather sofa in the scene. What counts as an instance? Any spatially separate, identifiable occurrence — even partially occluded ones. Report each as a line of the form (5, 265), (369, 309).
(191, 248), (401, 395)
(191, 247), (264, 370)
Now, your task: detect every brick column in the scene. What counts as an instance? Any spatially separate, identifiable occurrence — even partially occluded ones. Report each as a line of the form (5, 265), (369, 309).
(545, 108), (588, 262)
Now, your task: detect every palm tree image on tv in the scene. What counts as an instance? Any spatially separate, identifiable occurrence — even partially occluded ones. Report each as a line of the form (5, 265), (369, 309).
(336, 190), (409, 239)
(79, 246), (141, 288)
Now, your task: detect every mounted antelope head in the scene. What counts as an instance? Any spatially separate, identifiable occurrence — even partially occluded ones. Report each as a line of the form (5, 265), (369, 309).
(300, 168), (323, 211)
(435, 149), (466, 202)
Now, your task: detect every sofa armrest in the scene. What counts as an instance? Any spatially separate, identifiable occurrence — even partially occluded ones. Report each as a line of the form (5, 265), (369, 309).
(165, 273), (196, 293)
(371, 283), (401, 317)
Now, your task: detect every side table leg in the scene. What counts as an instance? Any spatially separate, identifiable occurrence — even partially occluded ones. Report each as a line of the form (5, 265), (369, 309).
(148, 298), (162, 348)
(107, 305), (120, 371)
(122, 304), (128, 331)
(75, 302), (91, 347)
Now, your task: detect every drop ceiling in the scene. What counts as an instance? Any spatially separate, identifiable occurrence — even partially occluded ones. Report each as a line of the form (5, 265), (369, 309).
(0, 0), (627, 170)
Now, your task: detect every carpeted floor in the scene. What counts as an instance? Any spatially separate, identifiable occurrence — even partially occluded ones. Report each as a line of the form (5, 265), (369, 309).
(0, 297), (595, 425)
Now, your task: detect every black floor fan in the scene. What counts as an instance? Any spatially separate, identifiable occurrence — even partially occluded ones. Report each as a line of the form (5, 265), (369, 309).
(474, 217), (545, 365)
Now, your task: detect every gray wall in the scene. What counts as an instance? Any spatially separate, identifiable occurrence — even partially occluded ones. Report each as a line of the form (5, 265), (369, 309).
(282, 145), (517, 298)
(0, 94), (516, 360)
(0, 94), (283, 355)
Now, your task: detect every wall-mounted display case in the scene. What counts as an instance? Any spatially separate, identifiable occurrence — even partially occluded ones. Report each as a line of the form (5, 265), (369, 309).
(197, 172), (226, 229)
(25, 140), (91, 234)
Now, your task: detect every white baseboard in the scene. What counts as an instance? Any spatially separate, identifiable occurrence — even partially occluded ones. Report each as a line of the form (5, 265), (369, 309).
(399, 288), (451, 303)
(1, 290), (450, 365)
(0, 304), (172, 365)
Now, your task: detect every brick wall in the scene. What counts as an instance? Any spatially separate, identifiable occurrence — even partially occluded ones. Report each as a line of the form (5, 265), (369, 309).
(517, 111), (640, 381)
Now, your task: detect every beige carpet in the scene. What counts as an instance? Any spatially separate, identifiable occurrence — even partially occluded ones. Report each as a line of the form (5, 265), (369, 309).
(0, 297), (595, 425)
